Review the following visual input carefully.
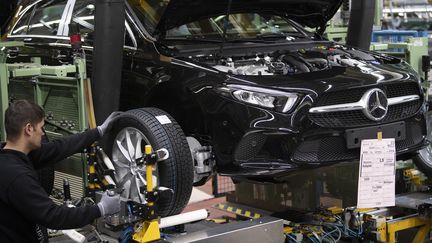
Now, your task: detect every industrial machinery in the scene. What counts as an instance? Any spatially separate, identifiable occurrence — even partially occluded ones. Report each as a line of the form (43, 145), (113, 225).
(93, 143), (172, 242)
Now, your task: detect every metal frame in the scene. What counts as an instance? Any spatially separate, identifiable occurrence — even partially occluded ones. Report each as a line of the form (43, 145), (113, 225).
(166, 216), (284, 243)
(0, 41), (24, 139)
(0, 41), (90, 194)
(375, 213), (432, 242)
(0, 43), (87, 139)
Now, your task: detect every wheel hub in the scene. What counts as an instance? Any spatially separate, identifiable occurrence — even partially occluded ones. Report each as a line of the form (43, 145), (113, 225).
(111, 127), (158, 203)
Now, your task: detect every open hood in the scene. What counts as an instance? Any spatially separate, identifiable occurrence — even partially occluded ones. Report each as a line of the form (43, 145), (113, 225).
(153, 0), (343, 34)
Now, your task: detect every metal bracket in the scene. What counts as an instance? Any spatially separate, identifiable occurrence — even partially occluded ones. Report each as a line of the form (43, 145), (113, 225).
(129, 201), (158, 220)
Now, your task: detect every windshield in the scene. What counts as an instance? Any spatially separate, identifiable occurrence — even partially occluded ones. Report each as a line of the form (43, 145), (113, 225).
(165, 13), (303, 40)
(128, 0), (170, 35)
(130, 0), (305, 40)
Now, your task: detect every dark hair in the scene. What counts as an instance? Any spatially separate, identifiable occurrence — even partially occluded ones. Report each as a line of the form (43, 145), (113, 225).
(5, 100), (45, 141)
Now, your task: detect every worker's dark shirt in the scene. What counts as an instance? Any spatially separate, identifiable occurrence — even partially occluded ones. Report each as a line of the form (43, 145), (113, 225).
(0, 129), (102, 243)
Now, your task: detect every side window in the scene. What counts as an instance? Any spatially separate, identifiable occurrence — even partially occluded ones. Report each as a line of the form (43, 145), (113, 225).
(9, 8), (33, 36)
(11, 2), (66, 36)
(11, 0), (136, 48)
(11, 0), (94, 38)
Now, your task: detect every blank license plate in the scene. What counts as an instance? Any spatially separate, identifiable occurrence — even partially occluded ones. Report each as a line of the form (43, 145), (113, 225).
(345, 122), (406, 149)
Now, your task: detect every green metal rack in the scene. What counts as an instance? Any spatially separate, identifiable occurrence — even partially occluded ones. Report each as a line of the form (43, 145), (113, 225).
(0, 41), (87, 140)
(0, 41), (90, 203)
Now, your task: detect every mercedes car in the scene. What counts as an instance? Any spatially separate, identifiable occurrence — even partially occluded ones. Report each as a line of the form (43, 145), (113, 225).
(4, 0), (428, 216)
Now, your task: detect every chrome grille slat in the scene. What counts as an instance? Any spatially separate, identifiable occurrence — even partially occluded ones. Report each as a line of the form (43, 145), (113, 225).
(309, 94), (420, 113)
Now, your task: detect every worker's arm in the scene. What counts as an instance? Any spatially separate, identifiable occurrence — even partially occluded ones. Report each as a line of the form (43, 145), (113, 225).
(7, 172), (101, 229)
(28, 128), (100, 169)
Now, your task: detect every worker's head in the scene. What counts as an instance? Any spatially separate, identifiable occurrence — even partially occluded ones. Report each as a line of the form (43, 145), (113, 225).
(5, 100), (45, 149)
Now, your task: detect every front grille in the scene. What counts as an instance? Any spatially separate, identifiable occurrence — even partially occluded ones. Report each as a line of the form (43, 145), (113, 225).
(386, 82), (421, 98)
(309, 100), (422, 128)
(316, 82), (420, 106)
(293, 137), (358, 163)
(316, 87), (368, 106)
(310, 82), (422, 128)
(292, 120), (424, 164)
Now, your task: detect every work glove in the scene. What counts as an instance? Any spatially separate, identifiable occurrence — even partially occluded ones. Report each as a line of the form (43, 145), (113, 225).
(97, 191), (121, 216)
(97, 112), (122, 136)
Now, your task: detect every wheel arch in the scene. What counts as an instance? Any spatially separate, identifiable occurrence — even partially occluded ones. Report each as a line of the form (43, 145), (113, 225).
(143, 82), (208, 137)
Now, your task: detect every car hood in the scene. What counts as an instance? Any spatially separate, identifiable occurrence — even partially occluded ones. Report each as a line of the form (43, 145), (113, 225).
(235, 62), (420, 95)
(154, 0), (343, 34)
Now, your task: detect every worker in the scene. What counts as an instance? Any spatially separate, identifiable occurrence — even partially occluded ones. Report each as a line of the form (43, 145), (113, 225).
(0, 100), (122, 242)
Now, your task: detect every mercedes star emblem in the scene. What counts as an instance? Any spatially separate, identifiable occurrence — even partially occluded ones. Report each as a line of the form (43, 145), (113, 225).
(362, 88), (388, 121)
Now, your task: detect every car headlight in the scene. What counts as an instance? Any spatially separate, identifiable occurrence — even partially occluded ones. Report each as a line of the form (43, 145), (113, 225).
(224, 85), (299, 112)
(233, 90), (275, 108)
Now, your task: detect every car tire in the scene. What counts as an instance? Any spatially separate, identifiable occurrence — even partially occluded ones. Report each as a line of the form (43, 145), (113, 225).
(37, 166), (55, 195)
(105, 107), (193, 216)
(412, 110), (432, 175)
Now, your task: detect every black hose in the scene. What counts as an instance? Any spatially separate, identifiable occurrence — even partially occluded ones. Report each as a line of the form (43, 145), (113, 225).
(282, 55), (310, 73)
(303, 58), (329, 69)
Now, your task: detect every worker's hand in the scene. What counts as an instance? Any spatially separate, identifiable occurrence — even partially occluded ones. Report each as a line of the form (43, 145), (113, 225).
(97, 191), (120, 216)
(97, 112), (122, 136)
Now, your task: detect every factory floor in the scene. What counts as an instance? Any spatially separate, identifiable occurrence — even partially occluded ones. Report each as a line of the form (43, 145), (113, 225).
(183, 178), (235, 219)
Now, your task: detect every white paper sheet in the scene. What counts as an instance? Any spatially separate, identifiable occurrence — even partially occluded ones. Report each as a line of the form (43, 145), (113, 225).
(357, 138), (396, 208)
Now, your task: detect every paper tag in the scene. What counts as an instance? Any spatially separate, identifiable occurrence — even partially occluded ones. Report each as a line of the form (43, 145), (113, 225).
(357, 138), (396, 208)
(156, 115), (172, 125)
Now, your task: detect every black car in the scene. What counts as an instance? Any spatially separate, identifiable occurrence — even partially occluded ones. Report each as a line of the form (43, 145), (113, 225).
(5, 0), (429, 216)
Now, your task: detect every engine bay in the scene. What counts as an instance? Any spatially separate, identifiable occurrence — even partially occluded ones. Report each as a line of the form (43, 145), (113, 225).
(193, 46), (396, 76)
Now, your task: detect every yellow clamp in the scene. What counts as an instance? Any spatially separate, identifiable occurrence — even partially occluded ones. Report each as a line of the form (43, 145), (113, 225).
(404, 169), (422, 186)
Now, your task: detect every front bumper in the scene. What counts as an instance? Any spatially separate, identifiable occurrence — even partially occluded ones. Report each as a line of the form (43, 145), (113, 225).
(233, 116), (427, 166)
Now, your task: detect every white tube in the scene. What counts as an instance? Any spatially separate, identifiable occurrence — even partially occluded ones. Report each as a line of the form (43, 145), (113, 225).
(159, 209), (208, 229)
(97, 148), (115, 171)
(62, 229), (85, 243)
